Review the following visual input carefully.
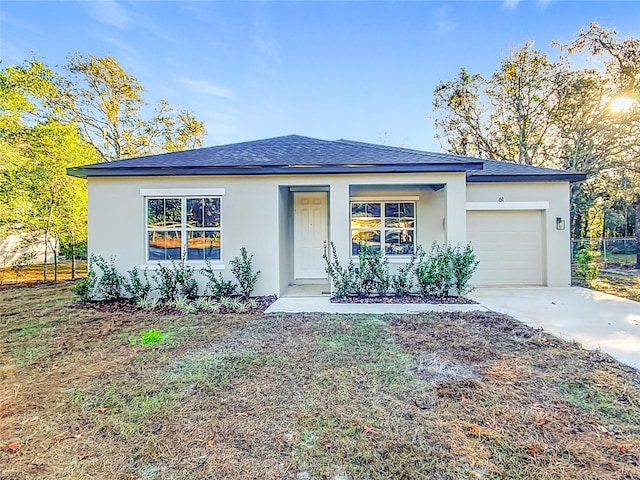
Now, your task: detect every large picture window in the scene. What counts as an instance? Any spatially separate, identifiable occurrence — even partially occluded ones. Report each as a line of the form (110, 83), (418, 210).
(351, 201), (415, 255)
(147, 197), (221, 261)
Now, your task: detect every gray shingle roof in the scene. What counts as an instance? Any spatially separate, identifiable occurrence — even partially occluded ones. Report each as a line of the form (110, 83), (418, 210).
(67, 134), (585, 182)
(467, 158), (586, 182)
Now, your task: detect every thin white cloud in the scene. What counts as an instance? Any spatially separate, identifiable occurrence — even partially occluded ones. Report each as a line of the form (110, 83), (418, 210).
(178, 78), (234, 99)
(88, 0), (132, 29)
(537, 0), (556, 9)
(433, 6), (457, 34)
(503, 0), (520, 10)
(253, 3), (281, 65)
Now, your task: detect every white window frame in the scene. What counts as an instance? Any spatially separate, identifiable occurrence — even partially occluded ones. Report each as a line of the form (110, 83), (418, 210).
(141, 189), (226, 268)
(350, 199), (417, 258)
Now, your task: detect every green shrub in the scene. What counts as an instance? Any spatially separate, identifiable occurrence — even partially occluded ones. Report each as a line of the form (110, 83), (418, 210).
(93, 255), (125, 301)
(323, 241), (358, 298)
(124, 266), (152, 301)
(391, 248), (419, 297)
(451, 243), (479, 295)
(416, 243), (454, 298)
(153, 259), (199, 302)
(72, 259), (97, 302)
(575, 249), (600, 285)
(230, 247), (260, 300)
(357, 246), (390, 296)
(201, 261), (236, 299)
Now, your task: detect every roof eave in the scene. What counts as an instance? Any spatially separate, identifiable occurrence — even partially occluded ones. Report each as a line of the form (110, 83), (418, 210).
(467, 173), (587, 183)
(68, 162), (484, 178)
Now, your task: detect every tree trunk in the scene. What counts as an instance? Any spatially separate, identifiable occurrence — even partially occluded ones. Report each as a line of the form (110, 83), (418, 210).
(43, 190), (56, 282)
(636, 193), (640, 269)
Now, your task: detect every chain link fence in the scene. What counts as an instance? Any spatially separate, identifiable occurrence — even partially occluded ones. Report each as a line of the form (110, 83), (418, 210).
(572, 237), (638, 266)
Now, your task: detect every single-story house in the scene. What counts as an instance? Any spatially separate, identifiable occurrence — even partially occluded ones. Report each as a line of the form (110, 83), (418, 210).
(68, 135), (585, 296)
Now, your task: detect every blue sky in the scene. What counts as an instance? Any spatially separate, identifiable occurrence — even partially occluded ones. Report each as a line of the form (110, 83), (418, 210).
(2, 0), (639, 152)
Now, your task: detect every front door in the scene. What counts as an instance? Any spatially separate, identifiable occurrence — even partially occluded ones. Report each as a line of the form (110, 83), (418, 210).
(294, 192), (328, 279)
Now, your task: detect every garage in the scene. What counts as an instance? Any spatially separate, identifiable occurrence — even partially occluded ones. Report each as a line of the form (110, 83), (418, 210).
(467, 209), (545, 286)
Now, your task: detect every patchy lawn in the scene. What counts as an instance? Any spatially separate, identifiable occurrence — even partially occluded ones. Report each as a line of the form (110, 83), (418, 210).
(573, 266), (640, 303)
(1, 283), (639, 480)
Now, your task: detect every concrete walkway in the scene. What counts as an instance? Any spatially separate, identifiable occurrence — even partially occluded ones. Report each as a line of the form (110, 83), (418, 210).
(470, 287), (640, 370)
(266, 287), (640, 370)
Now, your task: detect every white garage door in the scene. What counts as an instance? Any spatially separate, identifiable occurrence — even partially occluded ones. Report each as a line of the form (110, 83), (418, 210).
(467, 210), (545, 286)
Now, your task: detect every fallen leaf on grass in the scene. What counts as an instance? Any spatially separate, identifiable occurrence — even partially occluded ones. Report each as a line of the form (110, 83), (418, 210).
(619, 446), (628, 454)
(363, 425), (379, 435)
(76, 451), (94, 461)
(2, 442), (20, 454)
(528, 446), (539, 456)
(466, 424), (481, 436)
(207, 439), (216, 448)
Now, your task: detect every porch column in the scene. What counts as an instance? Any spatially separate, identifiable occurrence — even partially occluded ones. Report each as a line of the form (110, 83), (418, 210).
(328, 179), (351, 261)
(444, 175), (467, 245)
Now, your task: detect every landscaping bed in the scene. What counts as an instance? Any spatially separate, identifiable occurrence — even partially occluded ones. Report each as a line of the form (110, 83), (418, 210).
(1, 282), (639, 479)
(331, 294), (477, 304)
(73, 295), (278, 315)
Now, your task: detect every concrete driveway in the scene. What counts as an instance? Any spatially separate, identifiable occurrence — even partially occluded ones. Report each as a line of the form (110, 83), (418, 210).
(470, 287), (640, 370)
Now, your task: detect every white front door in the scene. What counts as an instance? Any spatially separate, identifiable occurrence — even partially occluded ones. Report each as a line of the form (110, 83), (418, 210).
(294, 192), (328, 279)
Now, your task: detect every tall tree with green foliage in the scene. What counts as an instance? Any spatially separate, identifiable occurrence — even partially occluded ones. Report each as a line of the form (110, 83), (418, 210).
(55, 54), (206, 161)
(1, 54), (207, 280)
(434, 42), (560, 166)
(562, 22), (640, 266)
(433, 24), (640, 259)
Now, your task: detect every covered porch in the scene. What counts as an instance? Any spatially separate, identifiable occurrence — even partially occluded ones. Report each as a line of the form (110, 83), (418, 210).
(276, 173), (467, 297)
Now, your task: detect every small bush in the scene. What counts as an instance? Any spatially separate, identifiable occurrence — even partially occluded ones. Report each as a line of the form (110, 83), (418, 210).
(357, 246), (390, 297)
(201, 261), (236, 299)
(391, 249), (419, 297)
(72, 259), (97, 302)
(230, 247), (260, 300)
(451, 243), (479, 295)
(124, 267), (152, 301)
(153, 259), (199, 302)
(93, 255), (126, 301)
(575, 249), (600, 285)
(416, 243), (454, 298)
(323, 241), (358, 298)
(136, 297), (159, 310)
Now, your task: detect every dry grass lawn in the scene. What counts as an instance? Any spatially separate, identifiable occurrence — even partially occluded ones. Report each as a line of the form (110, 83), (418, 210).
(1, 283), (639, 479)
(0, 260), (87, 285)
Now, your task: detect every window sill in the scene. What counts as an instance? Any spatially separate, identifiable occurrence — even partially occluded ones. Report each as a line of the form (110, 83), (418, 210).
(141, 262), (226, 271)
(349, 256), (415, 264)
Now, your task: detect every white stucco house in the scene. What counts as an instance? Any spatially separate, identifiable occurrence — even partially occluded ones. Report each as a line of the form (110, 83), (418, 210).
(68, 135), (585, 296)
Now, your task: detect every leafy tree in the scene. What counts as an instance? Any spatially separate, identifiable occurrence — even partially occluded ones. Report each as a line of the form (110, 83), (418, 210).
(562, 23), (640, 266)
(1, 54), (208, 280)
(55, 54), (206, 161)
(433, 25), (640, 266)
(434, 42), (560, 166)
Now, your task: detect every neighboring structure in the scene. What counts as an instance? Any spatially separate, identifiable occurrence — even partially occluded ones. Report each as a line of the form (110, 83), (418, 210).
(68, 135), (585, 296)
(0, 233), (52, 266)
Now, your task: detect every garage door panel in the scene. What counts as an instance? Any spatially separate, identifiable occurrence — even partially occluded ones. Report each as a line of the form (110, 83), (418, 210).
(467, 210), (544, 286)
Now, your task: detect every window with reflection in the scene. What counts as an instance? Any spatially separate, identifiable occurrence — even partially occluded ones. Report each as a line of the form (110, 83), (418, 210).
(146, 197), (221, 261)
(351, 201), (415, 255)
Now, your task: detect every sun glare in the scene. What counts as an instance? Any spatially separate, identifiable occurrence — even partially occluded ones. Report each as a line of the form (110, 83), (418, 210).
(610, 97), (636, 113)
